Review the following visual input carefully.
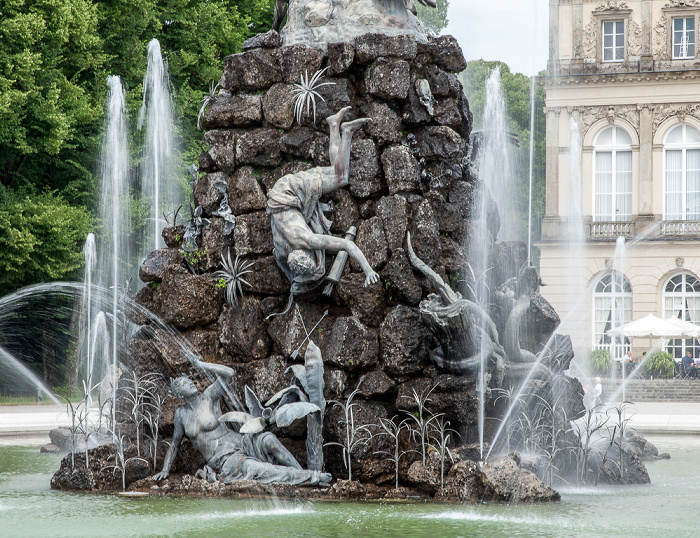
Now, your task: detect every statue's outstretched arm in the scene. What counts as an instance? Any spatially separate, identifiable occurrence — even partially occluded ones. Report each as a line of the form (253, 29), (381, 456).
(153, 412), (184, 480)
(191, 356), (234, 400)
(307, 233), (379, 286)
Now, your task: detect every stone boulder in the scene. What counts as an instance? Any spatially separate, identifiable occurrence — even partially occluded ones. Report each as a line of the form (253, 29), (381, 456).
(139, 249), (182, 283)
(219, 49), (281, 92)
(325, 317), (379, 372)
(202, 93), (262, 130)
(218, 298), (271, 361)
(380, 305), (431, 376)
(151, 266), (224, 330)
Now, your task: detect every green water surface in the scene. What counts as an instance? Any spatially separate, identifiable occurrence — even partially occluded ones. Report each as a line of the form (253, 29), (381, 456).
(1, 435), (698, 537)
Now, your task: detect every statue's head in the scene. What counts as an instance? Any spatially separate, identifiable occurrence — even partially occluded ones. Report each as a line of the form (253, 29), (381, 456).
(287, 249), (316, 277)
(170, 376), (197, 398)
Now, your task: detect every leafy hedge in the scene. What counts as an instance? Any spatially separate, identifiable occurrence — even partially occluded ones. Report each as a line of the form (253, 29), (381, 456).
(0, 189), (91, 295)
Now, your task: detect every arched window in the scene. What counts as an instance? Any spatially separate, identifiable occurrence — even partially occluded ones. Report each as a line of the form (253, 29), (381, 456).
(663, 273), (700, 359)
(594, 126), (633, 221)
(663, 124), (700, 220)
(593, 272), (632, 358)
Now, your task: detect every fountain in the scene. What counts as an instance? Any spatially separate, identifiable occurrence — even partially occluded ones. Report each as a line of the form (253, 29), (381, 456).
(138, 39), (178, 253)
(0, 1), (667, 514)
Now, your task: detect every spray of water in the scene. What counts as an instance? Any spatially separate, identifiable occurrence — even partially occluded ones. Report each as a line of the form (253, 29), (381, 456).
(101, 76), (130, 429)
(139, 39), (177, 253)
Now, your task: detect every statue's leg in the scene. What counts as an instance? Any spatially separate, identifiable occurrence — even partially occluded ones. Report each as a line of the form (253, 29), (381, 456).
(327, 106), (351, 163)
(221, 456), (332, 486)
(333, 117), (372, 183)
(261, 434), (303, 470)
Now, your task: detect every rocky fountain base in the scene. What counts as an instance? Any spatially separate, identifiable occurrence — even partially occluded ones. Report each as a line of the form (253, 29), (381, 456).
(50, 29), (657, 502)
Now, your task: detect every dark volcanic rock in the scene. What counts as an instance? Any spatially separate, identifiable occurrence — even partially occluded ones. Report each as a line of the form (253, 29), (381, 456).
(337, 273), (386, 327)
(409, 199), (442, 267)
(202, 129), (236, 174)
(261, 161), (312, 191)
(272, 44), (324, 85)
(231, 356), (291, 403)
(200, 217), (234, 273)
(193, 172), (226, 215)
(355, 33), (417, 63)
(183, 328), (219, 363)
(242, 30), (282, 51)
(219, 50), (281, 92)
(380, 305), (431, 375)
(329, 189), (359, 234)
(228, 167), (267, 215)
(326, 316), (379, 372)
(380, 248), (422, 305)
(236, 128), (282, 167)
(245, 256), (289, 296)
(417, 36), (468, 73)
(348, 139), (382, 198)
(162, 225), (185, 249)
(202, 93), (262, 130)
(365, 59), (410, 100)
(479, 453), (561, 502)
(375, 195), (408, 253)
(139, 248), (182, 283)
(233, 211), (273, 256)
(327, 42), (355, 75)
(280, 127), (330, 165)
(299, 78), (354, 130)
(360, 102), (400, 145)
(267, 302), (333, 357)
(262, 83), (296, 129)
(359, 369), (396, 398)
(382, 145), (420, 194)
(414, 126), (466, 160)
(151, 266), (224, 329)
(218, 298), (271, 361)
(351, 217), (389, 271)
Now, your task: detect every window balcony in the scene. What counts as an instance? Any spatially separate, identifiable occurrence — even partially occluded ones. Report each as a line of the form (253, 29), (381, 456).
(589, 221), (635, 239)
(540, 217), (700, 242)
(660, 220), (700, 237)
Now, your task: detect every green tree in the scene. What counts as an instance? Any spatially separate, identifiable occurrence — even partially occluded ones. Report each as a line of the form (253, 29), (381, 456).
(0, 188), (92, 295)
(0, 0), (107, 205)
(459, 60), (546, 242)
(416, 0), (449, 36)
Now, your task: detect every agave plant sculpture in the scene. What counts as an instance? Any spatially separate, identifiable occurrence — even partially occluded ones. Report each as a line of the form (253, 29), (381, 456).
(291, 67), (335, 124)
(219, 385), (320, 434)
(212, 248), (253, 307)
(197, 81), (220, 131)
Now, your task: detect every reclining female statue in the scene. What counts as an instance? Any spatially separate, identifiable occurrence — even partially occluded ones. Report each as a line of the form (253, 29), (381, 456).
(266, 106), (379, 299)
(152, 356), (331, 486)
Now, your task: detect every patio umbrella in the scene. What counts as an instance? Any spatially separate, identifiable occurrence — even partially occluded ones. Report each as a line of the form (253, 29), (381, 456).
(664, 317), (700, 338)
(607, 314), (684, 339)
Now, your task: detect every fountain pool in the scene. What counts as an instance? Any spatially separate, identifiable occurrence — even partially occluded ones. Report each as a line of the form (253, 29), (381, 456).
(0, 434), (696, 537)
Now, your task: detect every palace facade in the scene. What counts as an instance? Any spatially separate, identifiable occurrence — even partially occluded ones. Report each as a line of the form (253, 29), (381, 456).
(540, 0), (700, 359)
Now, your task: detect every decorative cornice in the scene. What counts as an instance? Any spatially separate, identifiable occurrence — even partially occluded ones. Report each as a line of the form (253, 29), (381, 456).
(663, 1), (700, 9)
(581, 105), (640, 137)
(651, 103), (700, 134)
(593, 1), (631, 12)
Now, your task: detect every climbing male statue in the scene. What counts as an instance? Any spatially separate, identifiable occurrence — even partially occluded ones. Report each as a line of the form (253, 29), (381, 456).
(266, 107), (379, 300)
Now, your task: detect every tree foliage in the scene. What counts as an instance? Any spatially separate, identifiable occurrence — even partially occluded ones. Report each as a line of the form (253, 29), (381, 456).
(0, 0), (106, 202)
(415, 0), (449, 36)
(0, 188), (92, 295)
(459, 60), (546, 242)
(0, 0), (273, 296)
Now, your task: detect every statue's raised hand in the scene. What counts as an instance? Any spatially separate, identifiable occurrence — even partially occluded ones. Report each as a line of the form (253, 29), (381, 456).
(364, 270), (379, 287)
(152, 470), (169, 481)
